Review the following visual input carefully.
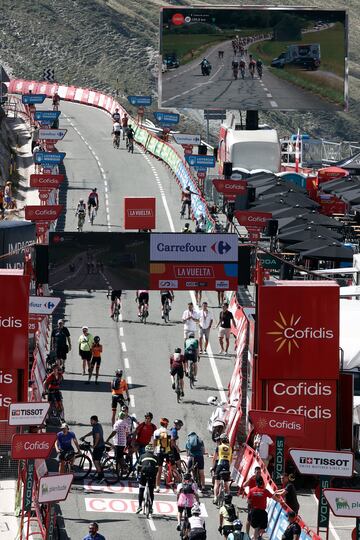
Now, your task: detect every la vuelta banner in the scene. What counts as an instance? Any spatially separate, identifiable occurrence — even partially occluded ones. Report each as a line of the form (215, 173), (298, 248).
(257, 281), (339, 380)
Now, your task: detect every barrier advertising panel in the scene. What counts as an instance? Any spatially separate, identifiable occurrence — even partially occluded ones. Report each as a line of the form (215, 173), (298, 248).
(124, 197), (156, 230)
(0, 221), (36, 269)
(257, 281), (339, 379)
(0, 369), (19, 421)
(213, 179), (247, 196)
(290, 449), (354, 477)
(25, 205), (63, 222)
(38, 474), (73, 503)
(11, 433), (57, 460)
(30, 174), (65, 189)
(9, 402), (50, 426)
(249, 410), (306, 437)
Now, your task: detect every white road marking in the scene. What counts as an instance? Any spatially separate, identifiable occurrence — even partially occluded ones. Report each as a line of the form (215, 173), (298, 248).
(148, 518), (156, 531)
(130, 395), (135, 408)
(270, 100), (278, 108)
(124, 357), (129, 369)
(119, 327), (124, 337)
(121, 342), (127, 352)
(141, 152), (175, 231)
(127, 376), (132, 385)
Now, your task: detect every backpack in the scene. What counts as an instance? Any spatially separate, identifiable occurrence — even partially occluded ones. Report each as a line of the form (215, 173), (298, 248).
(112, 377), (121, 391)
(232, 532), (243, 540)
(187, 433), (201, 454)
(181, 481), (194, 495)
(225, 503), (237, 523)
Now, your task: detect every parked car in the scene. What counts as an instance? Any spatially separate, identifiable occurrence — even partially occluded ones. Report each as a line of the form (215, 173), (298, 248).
(163, 53), (180, 69)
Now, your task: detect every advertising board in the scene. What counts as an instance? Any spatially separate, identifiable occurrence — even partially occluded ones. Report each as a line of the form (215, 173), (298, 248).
(0, 221), (36, 269)
(160, 7), (348, 111)
(25, 205), (63, 222)
(11, 433), (57, 460)
(124, 197), (156, 230)
(149, 262), (238, 290)
(38, 129), (67, 140)
(0, 369), (19, 421)
(29, 296), (61, 314)
(257, 281), (339, 379)
(213, 179), (247, 196)
(173, 133), (201, 145)
(249, 409), (305, 437)
(38, 474), (73, 503)
(323, 489), (360, 517)
(235, 211), (272, 231)
(150, 233), (238, 262)
(290, 449), (354, 477)
(9, 402), (50, 426)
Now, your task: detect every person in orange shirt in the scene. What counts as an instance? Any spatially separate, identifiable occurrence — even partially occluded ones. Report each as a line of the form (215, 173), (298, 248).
(86, 336), (103, 385)
(111, 369), (130, 424)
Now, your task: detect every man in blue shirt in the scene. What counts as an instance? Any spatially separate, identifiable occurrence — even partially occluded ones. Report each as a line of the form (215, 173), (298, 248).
(83, 522), (106, 539)
(55, 423), (79, 474)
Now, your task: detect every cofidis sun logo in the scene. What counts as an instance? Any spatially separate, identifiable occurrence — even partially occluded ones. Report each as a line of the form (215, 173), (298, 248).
(267, 312), (334, 354)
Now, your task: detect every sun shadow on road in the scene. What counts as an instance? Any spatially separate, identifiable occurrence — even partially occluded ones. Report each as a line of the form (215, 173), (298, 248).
(61, 380), (146, 392)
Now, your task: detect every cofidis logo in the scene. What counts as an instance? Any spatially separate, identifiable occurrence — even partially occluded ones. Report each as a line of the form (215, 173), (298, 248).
(267, 311), (334, 354)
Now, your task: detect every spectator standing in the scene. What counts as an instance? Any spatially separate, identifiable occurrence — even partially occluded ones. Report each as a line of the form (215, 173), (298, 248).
(254, 433), (273, 466)
(0, 185), (4, 219)
(81, 416), (105, 482)
(122, 113), (129, 139)
(105, 411), (129, 471)
(134, 412), (157, 454)
(51, 319), (71, 370)
(182, 302), (199, 339)
(275, 473), (300, 515)
(247, 477), (273, 540)
(78, 326), (94, 376)
(242, 466), (262, 536)
(4, 181), (13, 208)
(198, 301), (213, 353)
(86, 335), (103, 384)
(216, 302), (235, 355)
(282, 511), (301, 540)
(82, 522), (106, 540)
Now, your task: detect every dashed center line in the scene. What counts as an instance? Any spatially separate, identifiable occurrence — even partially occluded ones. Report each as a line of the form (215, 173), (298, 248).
(121, 342), (127, 352)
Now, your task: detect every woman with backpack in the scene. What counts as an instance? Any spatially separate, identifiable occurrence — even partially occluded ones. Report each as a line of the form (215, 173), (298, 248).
(219, 494), (238, 538)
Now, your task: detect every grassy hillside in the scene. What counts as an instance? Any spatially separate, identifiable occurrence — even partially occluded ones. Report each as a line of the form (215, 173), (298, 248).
(0, 0), (359, 143)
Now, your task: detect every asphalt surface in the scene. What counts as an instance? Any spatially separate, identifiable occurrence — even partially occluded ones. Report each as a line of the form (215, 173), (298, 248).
(47, 100), (238, 540)
(161, 39), (337, 111)
(42, 99), (354, 540)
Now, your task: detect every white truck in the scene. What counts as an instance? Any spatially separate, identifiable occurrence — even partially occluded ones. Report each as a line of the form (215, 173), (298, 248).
(271, 43), (321, 70)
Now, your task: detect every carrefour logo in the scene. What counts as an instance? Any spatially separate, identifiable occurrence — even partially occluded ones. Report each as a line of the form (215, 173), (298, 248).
(267, 312), (334, 354)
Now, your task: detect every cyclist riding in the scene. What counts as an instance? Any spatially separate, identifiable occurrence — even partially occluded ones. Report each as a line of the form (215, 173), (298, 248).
(232, 59), (239, 79)
(181, 186), (192, 219)
(239, 59), (246, 79)
(112, 108), (121, 123)
(75, 199), (86, 231)
(184, 332), (200, 380)
(55, 422), (80, 474)
(111, 369), (130, 425)
(213, 434), (232, 504)
(87, 188), (99, 219)
(176, 472), (200, 531)
(126, 124), (135, 152)
(170, 419), (184, 481)
(256, 59), (263, 79)
(136, 444), (159, 515)
(136, 290), (149, 318)
(52, 91), (60, 110)
(43, 365), (64, 420)
(112, 121), (122, 147)
(153, 417), (172, 492)
(170, 348), (186, 397)
(248, 54), (256, 77)
(188, 504), (207, 540)
(108, 288), (122, 319)
(122, 112), (129, 139)
(160, 289), (174, 319)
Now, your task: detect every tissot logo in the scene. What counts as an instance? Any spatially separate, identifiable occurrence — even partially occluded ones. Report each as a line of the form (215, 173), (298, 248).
(267, 312), (334, 354)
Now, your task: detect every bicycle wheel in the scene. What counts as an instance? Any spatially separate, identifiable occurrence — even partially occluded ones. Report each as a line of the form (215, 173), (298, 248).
(163, 307), (169, 324)
(143, 487), (151, 518)
(102, 457), (120, 485)
(72, 454), (92, 480)
(189, 362), (195, 389)
(179, 460), (188, 474)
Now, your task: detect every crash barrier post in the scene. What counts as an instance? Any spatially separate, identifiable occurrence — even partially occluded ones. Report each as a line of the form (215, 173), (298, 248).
(232, 444), (320, 539)
(8, 79), (214, 231)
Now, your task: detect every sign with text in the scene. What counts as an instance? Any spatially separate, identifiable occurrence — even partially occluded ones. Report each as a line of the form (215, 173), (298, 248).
(34, 152), (66, 164)
(11, 433), (57, 460)
(149, 262), (238, 290)
(38, 474), (73, 503)
(9, 402), (50, 426)
(124, 197), (156, 230)
(249, 410), (306, 438)
(185, 154), (215, 168)
(22, 93), (46, 105)
(153, 111), (179, 124)
(235, 211), (272, 231)
(127, 95), (152, 106)
(290, 449), (354, 477)
(34, 110), (61, 123)
(258, 282), (339, 380)
(213, 179), (247, 196)
(38, 129), (67, 140)
(150, 233), (238, 262)
(25, 205), (63, 222)
(173, 133), (201, 145)
(29, 296), (60, 314)
(0, 369), (19, 421)
(30, 174), (65, 189)
(24, 460), (35, 512)
(324, 489), (360, 518)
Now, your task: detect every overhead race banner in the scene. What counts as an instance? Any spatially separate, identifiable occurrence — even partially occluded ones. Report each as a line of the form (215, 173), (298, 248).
(150, 233), (238, 262)
(290, 449), (354, 477)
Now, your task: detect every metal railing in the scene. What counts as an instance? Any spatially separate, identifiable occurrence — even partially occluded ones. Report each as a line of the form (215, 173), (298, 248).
(0, 420), (20, 479)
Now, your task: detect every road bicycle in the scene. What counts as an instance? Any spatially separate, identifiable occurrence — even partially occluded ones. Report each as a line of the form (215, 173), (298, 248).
(175, 372), (182, 403)
(139, 302), (149, 324)
(74, 441), (119, 484)
(216, 471), (232, 508)
(143, 483), (152, 518)
(240, 65), (245, 79)
(77, 210), (85, 232)
(89, 206), (97, 225)
(249, 64), (255, 79)
(113, 133), (120, 148)
(163, 298), (171, 323)
(63, 445), (92, 480)
(43, 391), (64, 426)
(127, 138), (134, 153)
(179, 502), (191, 539)
(188, 360), (196, 389)
(163, 454), (187, 488)
(113, 297), (121, 322)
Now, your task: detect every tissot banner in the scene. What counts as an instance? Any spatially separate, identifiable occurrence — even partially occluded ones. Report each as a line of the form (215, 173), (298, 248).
(257, 281), (339, 380)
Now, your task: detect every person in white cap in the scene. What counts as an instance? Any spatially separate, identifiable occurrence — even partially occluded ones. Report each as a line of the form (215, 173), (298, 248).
(78, 326), (94, 375)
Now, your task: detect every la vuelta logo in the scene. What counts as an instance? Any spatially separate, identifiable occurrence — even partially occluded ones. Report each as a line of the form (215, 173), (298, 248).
(267, 312), (334, 355)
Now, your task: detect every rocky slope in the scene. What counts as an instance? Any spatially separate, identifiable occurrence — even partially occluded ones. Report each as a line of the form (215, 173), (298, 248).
(0, 0), (359, 142)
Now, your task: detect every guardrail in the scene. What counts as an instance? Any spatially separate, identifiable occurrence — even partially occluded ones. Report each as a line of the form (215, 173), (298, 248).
(8, 79), (214, 231)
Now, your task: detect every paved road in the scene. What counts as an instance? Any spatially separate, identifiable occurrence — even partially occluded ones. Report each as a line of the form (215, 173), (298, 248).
(161, 39), (337, 111)
(47, 100), (237, 540)
(43, 99), (353, 540)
